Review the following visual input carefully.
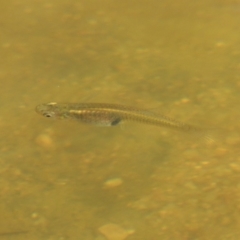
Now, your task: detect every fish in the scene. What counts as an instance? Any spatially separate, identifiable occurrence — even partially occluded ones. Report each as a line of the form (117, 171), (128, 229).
(35, 102), (207, 134)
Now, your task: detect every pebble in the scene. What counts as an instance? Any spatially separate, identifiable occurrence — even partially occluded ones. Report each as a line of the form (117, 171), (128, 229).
(229, 163), (240, 172)
(98, 223), (135, 240)
(214, 148), (228, 157)
(35, 133), (54, 149)
(103, 178), (123, 188)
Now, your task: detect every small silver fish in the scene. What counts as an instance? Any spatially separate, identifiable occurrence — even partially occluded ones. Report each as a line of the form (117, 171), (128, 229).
(35, 102), (205, 134)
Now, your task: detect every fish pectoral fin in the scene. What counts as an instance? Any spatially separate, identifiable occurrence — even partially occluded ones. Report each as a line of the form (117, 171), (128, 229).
(111, 117), (122, 126)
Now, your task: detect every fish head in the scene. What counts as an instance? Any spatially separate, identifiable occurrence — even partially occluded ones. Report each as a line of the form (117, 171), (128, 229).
(35, 102), (68, 120)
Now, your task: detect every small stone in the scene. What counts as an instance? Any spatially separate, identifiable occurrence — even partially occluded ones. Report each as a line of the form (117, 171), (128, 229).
(35, 134), (54, 149)
(180, 98), (190, 104)
(215, 41), (226, 48)
(214, 148), (228, 157)
(103, 178), (123, 188)
(229, 163), (240, 172)
(31, 212), (38, 219)
(98, 223), (135, 240)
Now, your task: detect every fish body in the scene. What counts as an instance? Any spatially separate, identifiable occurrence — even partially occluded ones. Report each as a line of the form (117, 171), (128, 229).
(35, 102), (203, 133)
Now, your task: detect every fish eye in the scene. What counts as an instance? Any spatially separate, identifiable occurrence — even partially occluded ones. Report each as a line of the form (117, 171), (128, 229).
(44, 112), (54, 118)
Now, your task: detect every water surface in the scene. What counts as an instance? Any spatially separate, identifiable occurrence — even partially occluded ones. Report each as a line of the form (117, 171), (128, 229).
(0, 0), (240, 239)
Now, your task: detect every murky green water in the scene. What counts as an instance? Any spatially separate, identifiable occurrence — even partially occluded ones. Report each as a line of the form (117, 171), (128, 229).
(1, 0), (240, 239)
